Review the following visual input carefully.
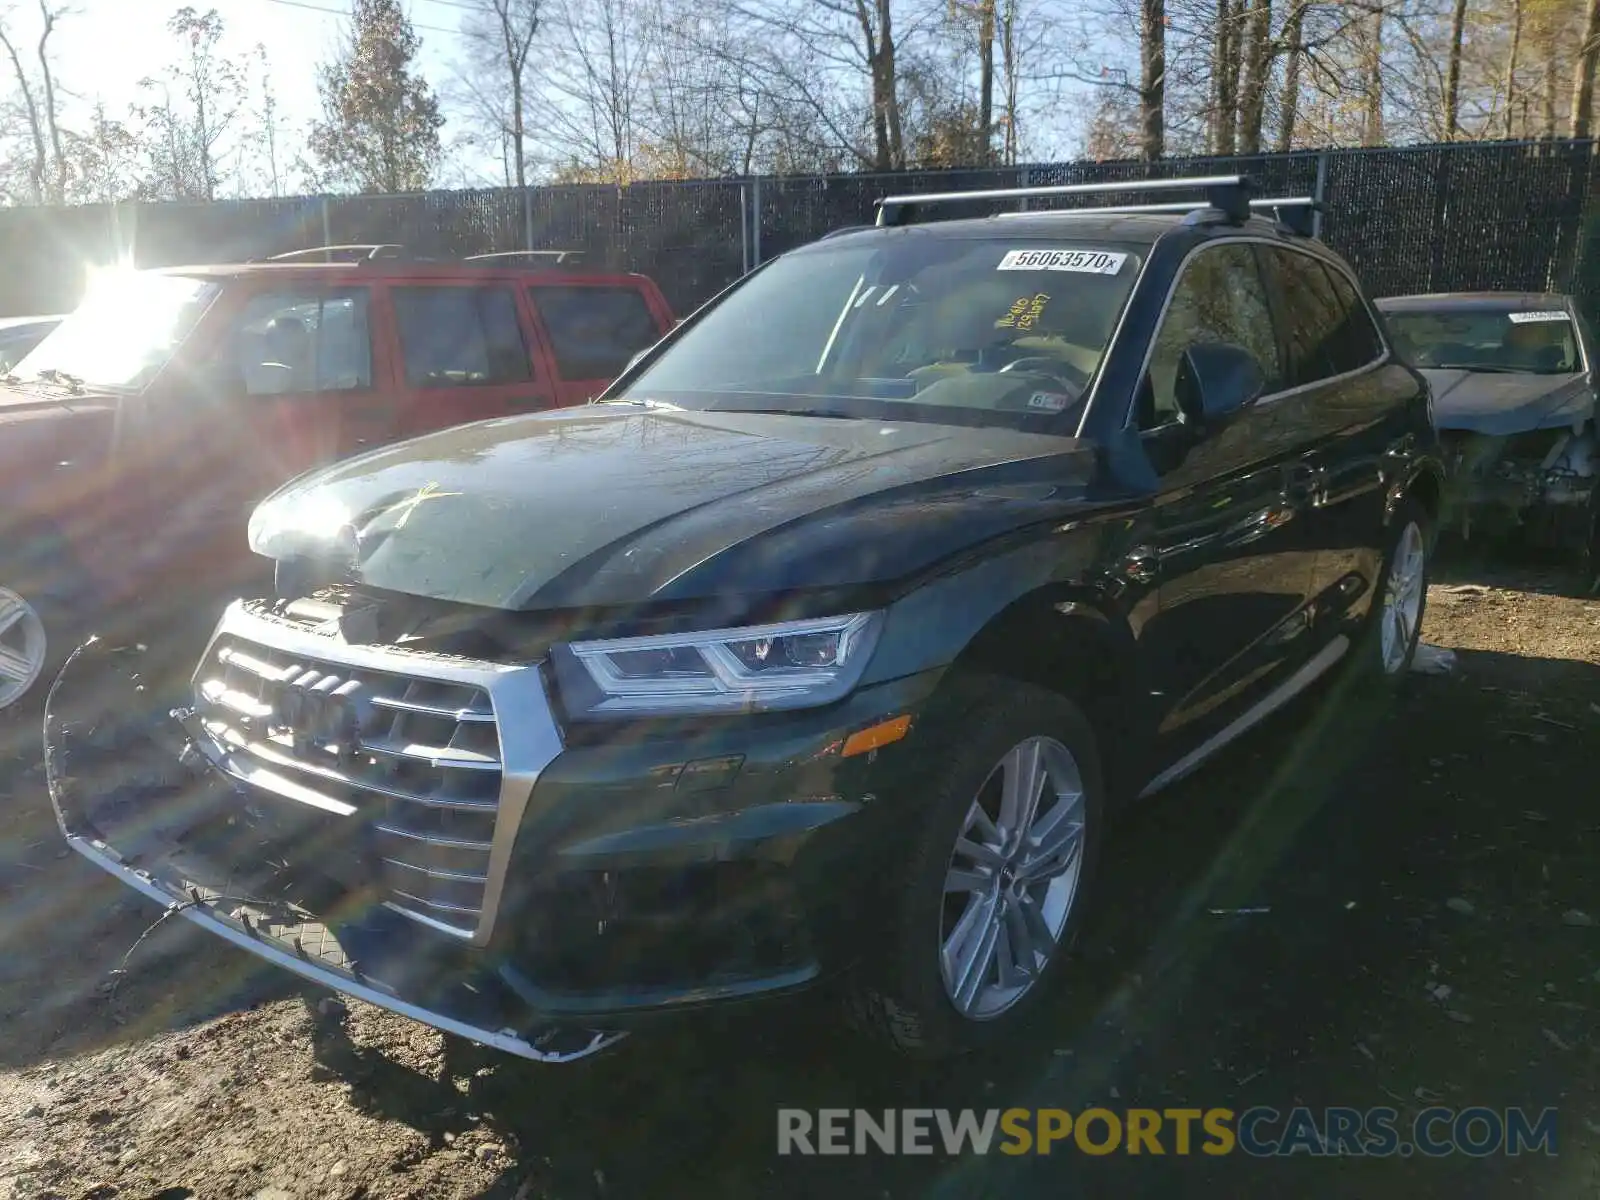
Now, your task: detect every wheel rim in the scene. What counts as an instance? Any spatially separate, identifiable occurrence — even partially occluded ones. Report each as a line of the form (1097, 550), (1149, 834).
(0, 587), (47, 710)
(939, 735), (1087, 1021)
(1381, 521), (1426, 675)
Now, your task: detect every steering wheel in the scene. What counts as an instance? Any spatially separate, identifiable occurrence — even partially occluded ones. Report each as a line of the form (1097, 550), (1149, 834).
(998, 355), (1091, 393)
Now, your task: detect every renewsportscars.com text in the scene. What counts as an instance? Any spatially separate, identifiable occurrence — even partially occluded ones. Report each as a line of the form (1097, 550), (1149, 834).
(777, 1106), (1559, 1158)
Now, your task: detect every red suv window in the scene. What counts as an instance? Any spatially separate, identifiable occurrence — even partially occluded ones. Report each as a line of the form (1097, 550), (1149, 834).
(234, 288), (374, 395)
(392, 285), (532, 387)
(528, 284), (660, 380)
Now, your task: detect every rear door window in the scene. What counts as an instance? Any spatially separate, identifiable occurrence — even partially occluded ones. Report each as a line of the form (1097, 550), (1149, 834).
(392, 286), (532, 387)
(233, 289), (373, 395)
(1318, 264), (1387, 371)
(1267, 248), (1387, 386)
(527, 285), (661, 380)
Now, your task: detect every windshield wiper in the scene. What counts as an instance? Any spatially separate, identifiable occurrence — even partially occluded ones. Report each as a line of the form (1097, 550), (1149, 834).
(709, 405), (863, 420)
(35, 368), (85, 393)
(1431, 364), (1530, 374)
(592, 396), (681, 411)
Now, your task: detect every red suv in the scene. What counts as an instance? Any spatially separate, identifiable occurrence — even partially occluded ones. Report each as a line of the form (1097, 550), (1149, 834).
(0, 245), (675, 712)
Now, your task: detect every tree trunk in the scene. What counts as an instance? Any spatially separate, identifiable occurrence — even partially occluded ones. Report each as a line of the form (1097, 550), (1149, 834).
(1362, 8), (1383, 147)
(1139, 0), (1165, 160)
(35, 5), (63, 204)
(977, 0), (995, 163)
(1000, 0), (1020, 164)
(858, 0), (900, 169)
(1444, 0), (1469, 141)
(0, 30), (45, 204)
(1542, 61), (1558, 138)
(1570, 0), (1600, 137)
(1502, 0), (1522, 138)
(1236, 0), (1273, 154)
(1276, 2), (1304, 152)
(880, 0), (902, 167)
(1214, 0), (1243, 154)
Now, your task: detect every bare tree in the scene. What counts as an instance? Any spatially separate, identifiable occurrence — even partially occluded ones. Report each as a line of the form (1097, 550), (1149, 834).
(133, 7), (245, 200)
(1275, 0), (1306, 150)
(1571, 0), (1600, 135)
(1235, 0), (1272, 151)
(33, 0), (63, 201)
(541, 0), (654, 180)
(1139, 0), (1165, 158)
(458, 0), (539, 189)
(1443, 0), (1470, 138)
(0, 14), (46, 202)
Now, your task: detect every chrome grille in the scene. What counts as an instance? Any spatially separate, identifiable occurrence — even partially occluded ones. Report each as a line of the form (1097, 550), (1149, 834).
(193, 633), (505, 937)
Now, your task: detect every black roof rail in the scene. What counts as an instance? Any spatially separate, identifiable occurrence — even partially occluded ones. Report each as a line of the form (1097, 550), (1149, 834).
(464, 249), (587, 264)
(874, 174), (1258, 227)
(263, 243), (407, 263)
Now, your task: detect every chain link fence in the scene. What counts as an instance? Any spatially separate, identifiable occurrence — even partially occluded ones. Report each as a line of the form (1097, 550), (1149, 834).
(1, 139), (1597, 320)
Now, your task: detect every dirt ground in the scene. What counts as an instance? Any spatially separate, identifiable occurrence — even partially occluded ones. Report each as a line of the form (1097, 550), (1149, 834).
(2, 552), (1599, 1200)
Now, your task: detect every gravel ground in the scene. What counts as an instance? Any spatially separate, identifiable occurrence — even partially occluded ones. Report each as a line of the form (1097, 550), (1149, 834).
(2, 554), (1599, 1200)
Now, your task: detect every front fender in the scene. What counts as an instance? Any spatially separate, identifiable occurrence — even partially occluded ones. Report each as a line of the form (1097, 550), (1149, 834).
(860, 517), (1139, 684)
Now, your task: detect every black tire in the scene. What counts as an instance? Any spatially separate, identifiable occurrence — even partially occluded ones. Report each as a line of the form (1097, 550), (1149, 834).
(843, 674), (1107, 1059)
(1350, 497), (1432, 690)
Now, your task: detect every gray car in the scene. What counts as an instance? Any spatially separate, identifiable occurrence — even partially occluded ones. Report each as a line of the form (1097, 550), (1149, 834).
(0, 314), (63, 374)
(1375, 291), (1597, 563)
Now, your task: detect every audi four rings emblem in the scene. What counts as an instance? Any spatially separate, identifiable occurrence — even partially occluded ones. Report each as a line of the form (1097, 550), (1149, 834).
(272, 671), (367, 763)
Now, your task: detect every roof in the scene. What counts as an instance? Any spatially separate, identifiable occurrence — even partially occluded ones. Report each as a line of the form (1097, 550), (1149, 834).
(150, 260), (652, 284)
(1375, 291), (1572, 311)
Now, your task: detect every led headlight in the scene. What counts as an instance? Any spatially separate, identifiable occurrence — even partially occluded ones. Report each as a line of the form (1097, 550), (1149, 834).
(553, 611), (884, 717)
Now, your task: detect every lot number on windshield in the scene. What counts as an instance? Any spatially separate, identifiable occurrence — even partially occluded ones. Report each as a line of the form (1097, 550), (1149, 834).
(1507, 310), (1570, 323)
(997, 249), (1128, 275)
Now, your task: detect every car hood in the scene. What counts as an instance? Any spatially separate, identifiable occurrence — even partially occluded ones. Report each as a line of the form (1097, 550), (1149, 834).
(248, 406), (1103, 612)
(1421, 368), (1594, 434)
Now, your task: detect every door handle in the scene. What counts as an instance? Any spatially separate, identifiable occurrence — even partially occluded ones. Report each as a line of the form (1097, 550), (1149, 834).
(1285, 463), (1323, 506)
(1122, 545), (1160, 585)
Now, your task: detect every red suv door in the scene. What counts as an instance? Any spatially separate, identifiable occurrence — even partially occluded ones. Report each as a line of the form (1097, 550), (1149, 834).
(523, 280), (674, 407)
(385, 280), (555, 437)
(139, 280), (385, 597)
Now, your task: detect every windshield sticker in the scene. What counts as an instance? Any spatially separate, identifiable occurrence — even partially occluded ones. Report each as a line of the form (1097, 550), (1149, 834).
(998, 292), (1051, 331)
(997, 249), (1128, 275)
(1027, 391), (1070, 412)
(1508, 310), (1570, 323)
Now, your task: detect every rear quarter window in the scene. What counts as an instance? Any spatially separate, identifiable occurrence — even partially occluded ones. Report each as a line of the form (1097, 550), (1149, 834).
(528, 285), (662, 380)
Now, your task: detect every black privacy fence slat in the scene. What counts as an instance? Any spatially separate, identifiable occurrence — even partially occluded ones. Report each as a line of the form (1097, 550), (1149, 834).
(2, 139), (1600, 320)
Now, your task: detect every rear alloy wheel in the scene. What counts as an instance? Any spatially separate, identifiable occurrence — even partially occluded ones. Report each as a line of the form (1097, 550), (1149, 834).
(1379, 518), (1427, 677)
(0, 586), (48, 712)
(1352, 497), (1431, 691)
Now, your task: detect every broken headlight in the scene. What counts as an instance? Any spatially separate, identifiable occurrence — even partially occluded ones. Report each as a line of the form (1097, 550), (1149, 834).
(552, 612), (884, 717)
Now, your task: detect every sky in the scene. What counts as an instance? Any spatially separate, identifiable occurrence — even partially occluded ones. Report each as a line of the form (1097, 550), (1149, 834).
(37, 0), (488, 186)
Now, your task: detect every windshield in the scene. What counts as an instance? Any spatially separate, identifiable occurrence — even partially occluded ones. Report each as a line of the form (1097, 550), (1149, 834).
(12, 269), (221, 390)
(618, 234), (1144, 429)
(1385, 306), (1582, 375)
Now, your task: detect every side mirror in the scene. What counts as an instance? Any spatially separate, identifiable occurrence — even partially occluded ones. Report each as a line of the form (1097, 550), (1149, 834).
(1174, 342), (1265, 428)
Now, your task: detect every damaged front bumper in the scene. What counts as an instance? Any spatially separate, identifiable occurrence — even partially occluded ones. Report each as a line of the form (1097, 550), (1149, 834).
(1440, 424), (1598, 545)
(43, 635), (629, 1064)
(45, 604), (928, 1062)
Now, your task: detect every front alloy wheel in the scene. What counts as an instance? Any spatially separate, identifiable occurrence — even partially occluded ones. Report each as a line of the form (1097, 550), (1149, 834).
(843, 677), (1105, 1058)
(940, 736), (1087, 1019)
(0, 586), (48, 712)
